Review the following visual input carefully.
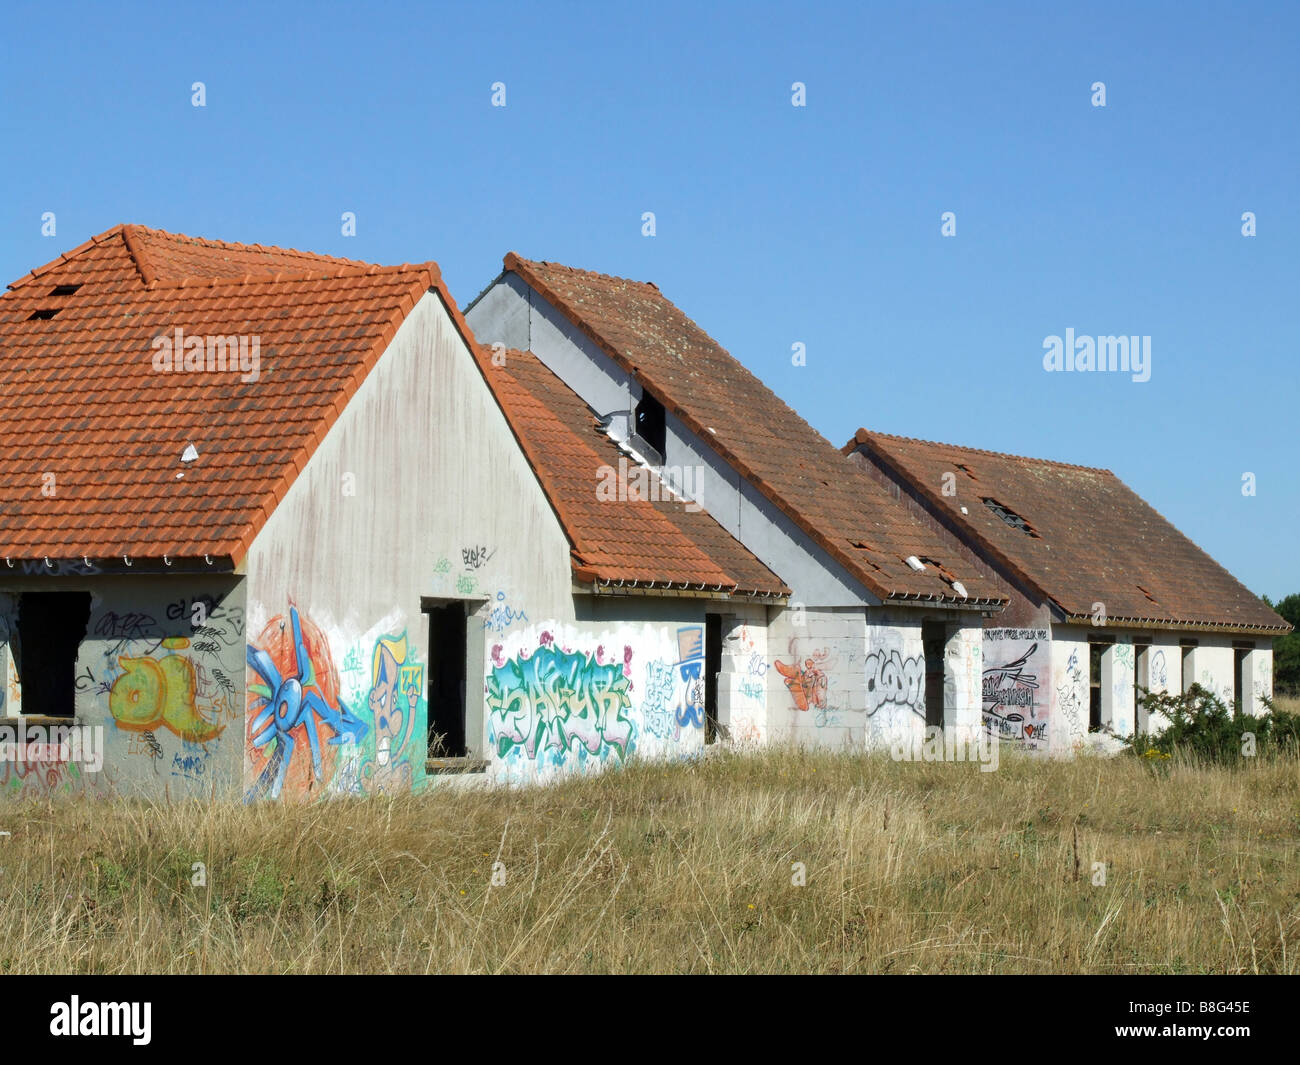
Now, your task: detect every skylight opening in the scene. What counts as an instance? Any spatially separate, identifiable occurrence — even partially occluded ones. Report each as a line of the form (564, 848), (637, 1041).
(981, 497), (1039, 536)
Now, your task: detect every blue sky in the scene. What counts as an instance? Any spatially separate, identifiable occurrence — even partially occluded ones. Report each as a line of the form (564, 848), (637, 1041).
(2, 1), (1296, 598)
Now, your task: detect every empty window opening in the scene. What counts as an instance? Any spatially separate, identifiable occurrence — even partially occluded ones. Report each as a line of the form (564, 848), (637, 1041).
(704, 614), (722, 744)
(981, 497), (1039, 536)
(26, 308), (59, 321)
(15, 592), (92, 717)
(425, 602), (468, 757)
(633, 390), (666, 463)
(922, 621), (947, 729)
(1088, 639), (1113, 732)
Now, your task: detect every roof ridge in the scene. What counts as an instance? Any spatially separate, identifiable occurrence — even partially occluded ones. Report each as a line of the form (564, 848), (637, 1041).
(504, 251), (660, 292)
(4, 223), (130, 291)
(853, 427), (1116, 475)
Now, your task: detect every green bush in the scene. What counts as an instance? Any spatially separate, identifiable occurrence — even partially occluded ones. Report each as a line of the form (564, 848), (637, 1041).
(1127, 683), (1300, 765)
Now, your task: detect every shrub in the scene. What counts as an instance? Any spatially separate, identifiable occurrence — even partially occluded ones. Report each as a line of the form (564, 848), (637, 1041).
(1126, 683), (1299, 765)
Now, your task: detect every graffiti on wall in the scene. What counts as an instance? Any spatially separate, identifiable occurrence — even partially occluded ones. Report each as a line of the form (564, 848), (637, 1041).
(109, 636), (224, 742)
(775, 654), (828, 713)
(486, 637), (635, 764)
(358, 631), (421, 794)
(641, 627), (709, 741)
(865, 648), (924, 720)
(673, 626), (706, 729)
(1055, 647), (1084, 740)
(246, 606), (367, 800)
(1150, 649), (1168, 689)
(983, 629), (1050, 748)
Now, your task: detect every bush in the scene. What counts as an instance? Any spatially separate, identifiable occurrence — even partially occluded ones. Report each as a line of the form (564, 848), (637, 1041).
(1126, 683), (1300, 765)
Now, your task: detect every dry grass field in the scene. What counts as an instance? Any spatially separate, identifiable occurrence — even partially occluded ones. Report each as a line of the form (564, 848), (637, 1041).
(2, 744), (1297, 974)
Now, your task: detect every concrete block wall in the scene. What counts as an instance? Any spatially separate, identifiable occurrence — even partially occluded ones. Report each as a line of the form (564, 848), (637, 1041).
(484, 611), (711, 784)
(767, 605), (869, 748)
(0, 574), (246, 800)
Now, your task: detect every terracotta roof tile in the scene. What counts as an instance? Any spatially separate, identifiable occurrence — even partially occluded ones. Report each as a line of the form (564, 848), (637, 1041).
(0, 224), (446, 564)
(501, 254), (1003, 606)
(850, 429), (1289, 633)
(475, 347), (788, 597)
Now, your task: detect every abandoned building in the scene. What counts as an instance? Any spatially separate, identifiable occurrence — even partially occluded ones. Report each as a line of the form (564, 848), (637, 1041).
(466, 254), (1008, 757)
(844, 429), (1290, 751)
(0, 227), (1284, 800)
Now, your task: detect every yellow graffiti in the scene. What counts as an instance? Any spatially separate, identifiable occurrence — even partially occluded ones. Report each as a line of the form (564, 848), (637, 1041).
(109, 637), (224, 743)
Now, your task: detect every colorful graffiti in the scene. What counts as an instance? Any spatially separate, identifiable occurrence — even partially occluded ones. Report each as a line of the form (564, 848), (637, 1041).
(673, 626), (706, 729)
(359, 631), (421, 793)
(486, 643), (635, 763)
(983, 629), (1050, 748)
(775, 655), (828, 713)
(246, 606), (367, 800)
(109, 636), (224, 742)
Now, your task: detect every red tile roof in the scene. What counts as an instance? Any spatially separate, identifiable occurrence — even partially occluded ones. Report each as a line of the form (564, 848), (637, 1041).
(848, 429), (1289, 633)
(475, 347), (788, 597)
(0, 224), (465, 565)
(499, 254), (1005, 606)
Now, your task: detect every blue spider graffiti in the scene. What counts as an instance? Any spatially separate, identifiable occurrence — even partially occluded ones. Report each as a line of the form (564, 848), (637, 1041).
(246, 606), (367, 800)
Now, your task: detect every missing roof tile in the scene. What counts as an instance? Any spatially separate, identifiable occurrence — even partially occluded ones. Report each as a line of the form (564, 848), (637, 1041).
(26, 308), (59, 321)
(50, 283), (81, 296)
(981, 497), (1038, 536)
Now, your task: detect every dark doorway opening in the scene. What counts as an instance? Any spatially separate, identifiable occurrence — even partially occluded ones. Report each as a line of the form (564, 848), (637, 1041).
(15, 591), (92, 717)
(922, 621), (946, 729)
(425, 602), (467, 756)
(1233, 645), (1251, 717)
(704, 614), (722, 744)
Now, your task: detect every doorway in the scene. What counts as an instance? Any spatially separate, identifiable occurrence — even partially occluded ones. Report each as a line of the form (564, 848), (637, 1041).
(15, 591), (92, 717)
(425, 602), (467, 756)
(922, 621), (946, 729)
(704, 613), (722, 744)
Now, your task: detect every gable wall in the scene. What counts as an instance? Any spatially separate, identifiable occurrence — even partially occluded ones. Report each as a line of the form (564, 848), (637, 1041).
(244, 291), (576, 799)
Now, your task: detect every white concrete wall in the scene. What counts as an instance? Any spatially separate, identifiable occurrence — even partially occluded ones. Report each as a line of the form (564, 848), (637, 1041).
(767, 606), (869, 747)
(485, 611), (712, 784)
(245, 291), (576, 799)
(1049, 628), (1089, 753)
(718, 601), (770, 744)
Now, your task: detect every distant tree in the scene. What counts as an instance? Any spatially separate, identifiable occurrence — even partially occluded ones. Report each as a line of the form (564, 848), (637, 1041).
(1263, 594), (1300, 694)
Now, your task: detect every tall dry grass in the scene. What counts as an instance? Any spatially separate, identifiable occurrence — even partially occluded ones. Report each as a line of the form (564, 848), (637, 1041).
(1, 745), (1296, 973)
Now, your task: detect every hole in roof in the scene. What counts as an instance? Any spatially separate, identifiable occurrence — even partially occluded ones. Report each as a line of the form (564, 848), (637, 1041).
(981, 497), (1039, 536)
(1137, 584), (1158, 604)
(954, 463), (978, 480)
(50, 283), (81, 296)
(26, 308), (59, 321)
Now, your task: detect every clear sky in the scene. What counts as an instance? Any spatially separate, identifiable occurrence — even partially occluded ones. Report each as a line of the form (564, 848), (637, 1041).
(2, 1), (1295, 599)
